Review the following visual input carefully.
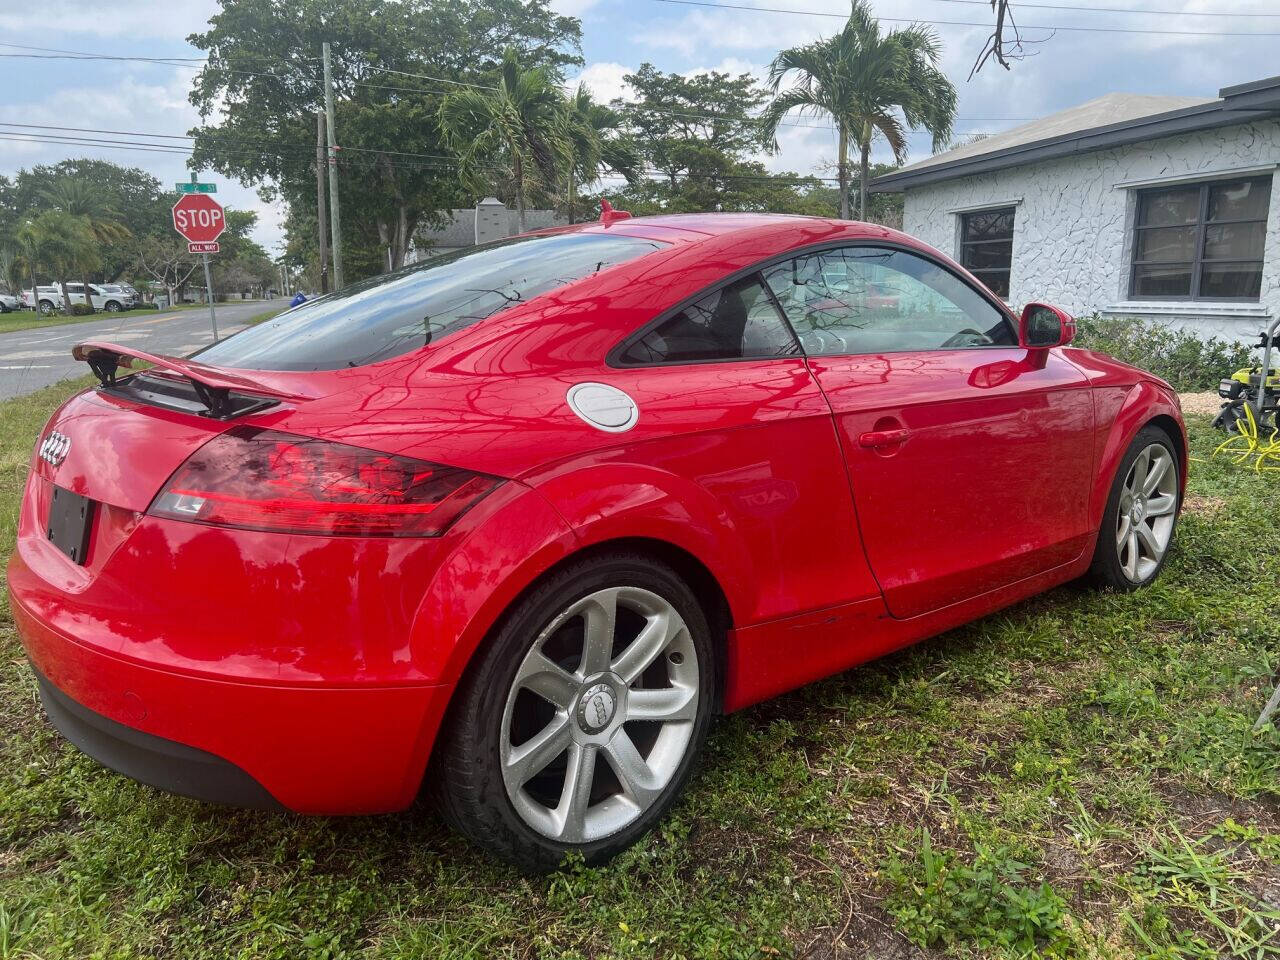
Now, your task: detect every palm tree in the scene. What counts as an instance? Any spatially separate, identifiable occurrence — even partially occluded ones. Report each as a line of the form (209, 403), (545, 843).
(562, 85), (640, 223)
(40, 178), (132, 313)
(20, 211), (98, 315)
(0, 243), (27, 301)
(762, 0), (956, 220)
(439, 48), (571, 233)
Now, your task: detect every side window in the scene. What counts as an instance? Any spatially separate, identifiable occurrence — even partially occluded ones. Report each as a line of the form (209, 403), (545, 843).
(762, 246), (1014, 356)
(618, 275), (799, 364)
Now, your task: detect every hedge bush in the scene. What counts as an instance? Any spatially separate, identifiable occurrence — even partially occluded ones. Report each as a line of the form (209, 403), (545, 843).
(68, 303), (94, 316)
(1072, 313), (1255, 392)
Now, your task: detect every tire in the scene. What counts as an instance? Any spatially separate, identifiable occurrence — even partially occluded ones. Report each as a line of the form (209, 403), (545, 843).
(1087, 425), (1181, 591)
(38, 300), (55, 315)
(105, 300), (121, 312)
(433, 551), (717, 872)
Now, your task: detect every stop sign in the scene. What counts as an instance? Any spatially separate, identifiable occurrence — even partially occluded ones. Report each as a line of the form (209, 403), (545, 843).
(172, 193), (226, 244)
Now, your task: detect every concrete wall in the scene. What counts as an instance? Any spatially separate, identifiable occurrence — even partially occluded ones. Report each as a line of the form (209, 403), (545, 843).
(901, 119), (1280, 343)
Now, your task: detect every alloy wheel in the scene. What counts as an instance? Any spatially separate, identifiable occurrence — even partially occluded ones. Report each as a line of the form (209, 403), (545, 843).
(500, 586), (699, 843)
(1116, 442), (1177, 582)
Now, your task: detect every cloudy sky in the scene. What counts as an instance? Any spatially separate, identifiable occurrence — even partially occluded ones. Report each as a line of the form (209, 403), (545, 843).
(2, 0), (1277, 254)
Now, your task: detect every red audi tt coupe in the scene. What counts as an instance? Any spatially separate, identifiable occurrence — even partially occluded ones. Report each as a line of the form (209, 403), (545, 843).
(10, 212), (1185, 870)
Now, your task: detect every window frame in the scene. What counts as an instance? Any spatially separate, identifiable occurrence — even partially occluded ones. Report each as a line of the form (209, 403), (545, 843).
(1129, 175), (1271, 302)
(609, 239), (1019, 368)
(958, 206), (1016, 300)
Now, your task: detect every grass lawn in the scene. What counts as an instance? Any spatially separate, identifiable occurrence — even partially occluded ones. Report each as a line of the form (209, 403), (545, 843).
(0, 309), (160, 336)
(1, 381), (1278, 959)
(246, 304), (289, 326)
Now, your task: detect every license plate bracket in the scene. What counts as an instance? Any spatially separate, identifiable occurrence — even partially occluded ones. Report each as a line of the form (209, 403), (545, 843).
(48, 485), (95, 565)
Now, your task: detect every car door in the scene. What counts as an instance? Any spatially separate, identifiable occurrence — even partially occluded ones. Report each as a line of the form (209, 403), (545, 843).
(762, 244), (1096, 619)
(606, 271), (884, 626)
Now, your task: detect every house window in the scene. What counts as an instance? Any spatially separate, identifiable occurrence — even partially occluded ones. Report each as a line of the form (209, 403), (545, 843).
(959, 207), (1016, 298)
(1130, 175), (1271, 301)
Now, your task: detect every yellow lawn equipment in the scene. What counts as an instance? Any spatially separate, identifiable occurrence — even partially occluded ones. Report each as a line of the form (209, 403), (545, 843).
(1213, 318), (1280, 473)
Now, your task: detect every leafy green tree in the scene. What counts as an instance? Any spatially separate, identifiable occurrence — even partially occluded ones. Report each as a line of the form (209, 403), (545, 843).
(209, 210), (276, 299)
(40, 178), (132, 313)
(561, 85), (639, 223)
(439, 48), (571, 233)
(804, 161), (905, 226)
(188, 0), (581, 280)
(614, 63), (774, 210)
(762, 0), (955, 220)
(2, 160), (167, 280)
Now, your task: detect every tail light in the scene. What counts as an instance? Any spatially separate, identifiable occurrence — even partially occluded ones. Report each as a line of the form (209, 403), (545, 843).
(149, 427), (501, 537)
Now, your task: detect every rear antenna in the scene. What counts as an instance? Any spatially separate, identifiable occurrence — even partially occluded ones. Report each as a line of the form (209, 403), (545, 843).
(599, 198), (632, 226)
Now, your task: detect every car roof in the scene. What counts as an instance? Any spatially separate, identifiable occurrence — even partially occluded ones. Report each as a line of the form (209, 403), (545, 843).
(537, 212), (890, 244)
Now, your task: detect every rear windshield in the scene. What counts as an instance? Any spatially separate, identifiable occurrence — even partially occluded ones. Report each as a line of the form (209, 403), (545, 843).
(194, 231), (666, 371)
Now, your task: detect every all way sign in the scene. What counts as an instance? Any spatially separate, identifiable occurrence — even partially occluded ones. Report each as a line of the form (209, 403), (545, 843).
(187, 241), (220, 253)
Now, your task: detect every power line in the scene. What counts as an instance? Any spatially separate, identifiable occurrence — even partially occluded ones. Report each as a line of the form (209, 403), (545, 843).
(363, 65), (498, 90)
(646, 0), (1280, 36)
(881, 0), (1280, 16)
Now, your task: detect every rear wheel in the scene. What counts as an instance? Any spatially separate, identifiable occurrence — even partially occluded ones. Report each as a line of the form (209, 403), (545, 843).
(433, 552), (716, 871)
(1087, 426), (1180, 590)
(38, 300), (55, 315)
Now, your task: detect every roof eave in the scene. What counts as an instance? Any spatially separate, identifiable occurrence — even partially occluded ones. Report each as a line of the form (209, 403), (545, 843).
(871, 79), (1280, 194)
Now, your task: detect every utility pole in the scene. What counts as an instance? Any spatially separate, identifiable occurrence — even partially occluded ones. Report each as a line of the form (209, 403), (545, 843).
(321, 42), (344, 289)
(314, 112), (330, 294)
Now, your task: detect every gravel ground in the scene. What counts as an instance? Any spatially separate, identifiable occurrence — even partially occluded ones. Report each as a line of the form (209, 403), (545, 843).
(1179, 391), (1220, 419)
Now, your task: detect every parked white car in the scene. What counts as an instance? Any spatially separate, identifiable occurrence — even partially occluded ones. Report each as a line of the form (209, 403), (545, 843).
(0, 291), (20, 313)
(62, 282), (133, 312)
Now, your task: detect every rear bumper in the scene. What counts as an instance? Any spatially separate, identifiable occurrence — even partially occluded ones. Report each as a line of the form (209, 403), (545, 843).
(9, 581), (455, 814)
(33, 664), (284, 811)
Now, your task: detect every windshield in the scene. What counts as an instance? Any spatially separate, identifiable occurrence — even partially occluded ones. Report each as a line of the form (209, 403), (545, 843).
(194, 231), (666, 371)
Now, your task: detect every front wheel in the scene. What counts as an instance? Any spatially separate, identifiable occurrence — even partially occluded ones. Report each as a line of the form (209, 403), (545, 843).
(1087, 425), (1181, 590)
(104, 300), (121, 313)
(433, 552), (716, 871)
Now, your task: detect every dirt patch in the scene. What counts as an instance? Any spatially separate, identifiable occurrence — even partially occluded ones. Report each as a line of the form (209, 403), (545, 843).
(1178, 392), (1221, 419)
(1183, 494), (1227, 516)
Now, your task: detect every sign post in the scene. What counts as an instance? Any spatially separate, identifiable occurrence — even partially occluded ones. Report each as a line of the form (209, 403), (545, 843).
(171, 176), (226, 340)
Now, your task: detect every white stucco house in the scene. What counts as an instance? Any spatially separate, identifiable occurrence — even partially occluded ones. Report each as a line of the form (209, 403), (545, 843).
(871, 74), (1280, 343)
(406, 197), (566, 263)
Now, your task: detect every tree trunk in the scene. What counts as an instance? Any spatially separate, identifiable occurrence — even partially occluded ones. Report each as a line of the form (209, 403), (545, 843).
(567, 160), (575, 225)
(59, 279), (73, 315)
(82, 275), (96, 313)
(396, 203), (408, 268)
(514, 153), (527, 233)
(28, 257), (38, 314)
(837, 122), (850, 220)
(859, 134), (871, 222)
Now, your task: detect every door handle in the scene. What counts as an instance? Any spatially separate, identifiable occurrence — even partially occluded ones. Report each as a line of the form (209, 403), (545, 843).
(858, 427), (910, 448)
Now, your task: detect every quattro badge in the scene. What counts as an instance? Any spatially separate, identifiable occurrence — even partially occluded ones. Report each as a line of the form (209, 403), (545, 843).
(38, 431), (71, 467)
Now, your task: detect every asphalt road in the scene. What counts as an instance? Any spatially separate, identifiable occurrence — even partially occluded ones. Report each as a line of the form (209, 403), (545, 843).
(0, 299), (287, 400)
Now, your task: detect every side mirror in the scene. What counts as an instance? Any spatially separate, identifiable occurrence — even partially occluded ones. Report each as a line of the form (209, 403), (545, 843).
(1019, 302), (1075, 349)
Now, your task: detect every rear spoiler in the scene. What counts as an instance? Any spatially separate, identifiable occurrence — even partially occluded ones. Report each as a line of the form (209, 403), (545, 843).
(73, 340), (309, 419)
